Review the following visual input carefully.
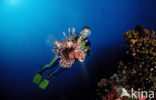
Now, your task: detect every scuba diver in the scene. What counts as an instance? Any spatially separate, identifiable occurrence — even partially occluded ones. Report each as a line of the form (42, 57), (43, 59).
(33, 26), (91, 90)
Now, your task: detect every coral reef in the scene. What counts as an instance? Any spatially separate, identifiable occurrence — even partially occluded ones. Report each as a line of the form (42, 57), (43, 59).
(97, 25), (156, 100)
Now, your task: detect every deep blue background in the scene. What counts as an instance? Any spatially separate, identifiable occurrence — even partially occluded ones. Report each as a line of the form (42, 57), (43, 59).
(0, 0), (156, 100)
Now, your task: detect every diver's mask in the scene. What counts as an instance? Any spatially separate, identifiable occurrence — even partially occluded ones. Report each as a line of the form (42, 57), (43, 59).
(80, 27), (91, 39)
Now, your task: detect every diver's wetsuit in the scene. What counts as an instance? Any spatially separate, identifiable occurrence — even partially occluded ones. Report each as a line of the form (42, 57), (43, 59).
(33, 33), (91, 90)
(43, 35), (91, 75)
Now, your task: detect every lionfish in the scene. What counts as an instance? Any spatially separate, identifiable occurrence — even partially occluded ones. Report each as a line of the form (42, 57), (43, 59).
(53, 28), (86, 68)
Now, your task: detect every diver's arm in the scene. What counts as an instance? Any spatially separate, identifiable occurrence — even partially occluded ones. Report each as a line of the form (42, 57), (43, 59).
(86, 40), (91, 56)
(82, 39), (91, 56)
(86, 46), (91, 56)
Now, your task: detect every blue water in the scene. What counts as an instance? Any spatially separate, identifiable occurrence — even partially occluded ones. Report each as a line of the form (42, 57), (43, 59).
(0, 0), (156, 100)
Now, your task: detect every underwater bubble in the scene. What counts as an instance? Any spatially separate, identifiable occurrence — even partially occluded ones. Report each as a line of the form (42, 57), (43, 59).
(45, 34), (57, 47)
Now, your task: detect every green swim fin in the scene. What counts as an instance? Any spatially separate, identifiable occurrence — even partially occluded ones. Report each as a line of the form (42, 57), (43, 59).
(33, 73), (42, 85)
(39, 78), (50, 90)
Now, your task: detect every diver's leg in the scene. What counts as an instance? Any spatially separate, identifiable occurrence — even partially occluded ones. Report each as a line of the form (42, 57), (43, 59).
(40, 57), (59, 73)
(33, 56), (58, 85)
(40, 56), (58, 73)
(38, 66), (62, 90)
(51, 68), (67, 77)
